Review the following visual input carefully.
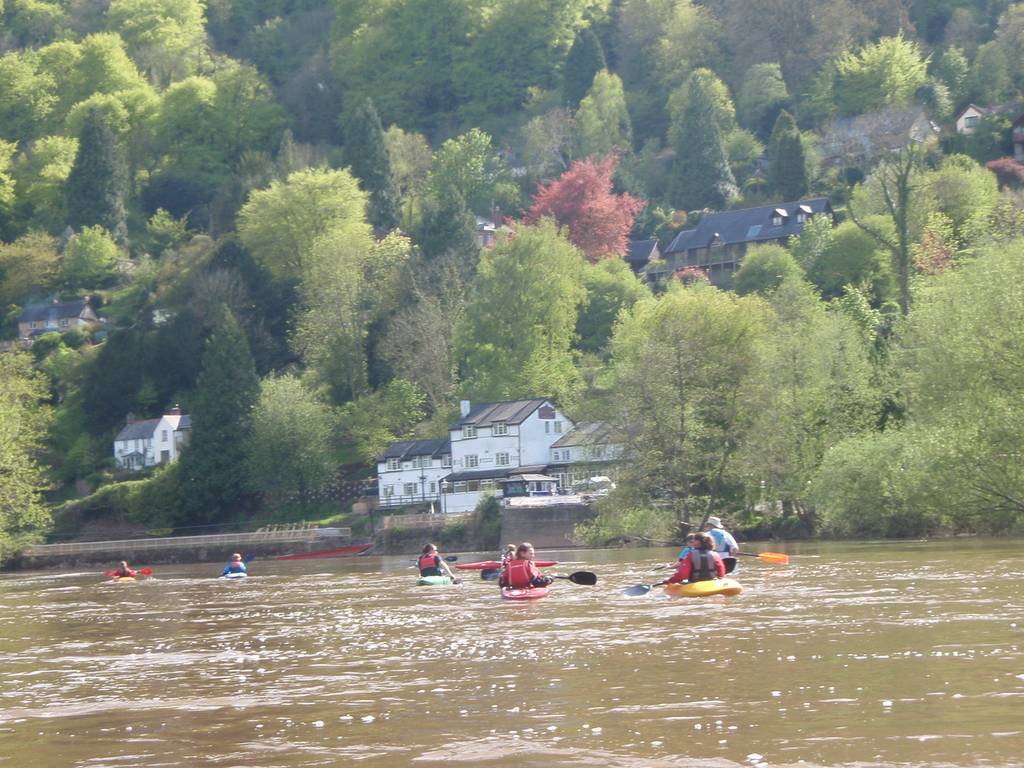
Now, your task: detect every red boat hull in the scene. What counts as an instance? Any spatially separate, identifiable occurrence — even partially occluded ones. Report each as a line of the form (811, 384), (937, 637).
(275, 544), (372, 560)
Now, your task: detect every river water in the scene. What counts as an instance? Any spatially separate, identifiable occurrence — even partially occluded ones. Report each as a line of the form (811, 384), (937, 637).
(1, 539), (1022, 767)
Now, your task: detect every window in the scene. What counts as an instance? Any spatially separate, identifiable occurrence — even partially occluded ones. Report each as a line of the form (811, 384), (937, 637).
(412, 456), (428, 468)
(562, 448), (572, 462)
(463, 425), (477, 438)
(442, 455), (452, 467)
(162, 430), (169, 442)
(428, 481), (436, 493)
(554, 421), (563, 434)
(403, 482), (418, 496)
(481, 479), (495, 490)
(495, 452), (510, 466)
(454, 481), (467, 494)
(796, 212), (806, 223)
(772, 214), (783, 226)
(60, 319), (69, 327)
(467, 480), (480, 492)
(383, 485), (394, 497)
(386, 458), (400, 471)
(551, 450), (561, 462)
(492, 422), (508, 436)
(465, 454), (478, 468)
(964, 115), (979, 128)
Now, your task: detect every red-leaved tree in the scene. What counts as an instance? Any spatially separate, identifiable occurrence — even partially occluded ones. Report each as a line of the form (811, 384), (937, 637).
(525, 154), (645, 262)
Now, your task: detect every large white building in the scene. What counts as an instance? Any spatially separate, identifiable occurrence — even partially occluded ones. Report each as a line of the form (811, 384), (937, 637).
(113, 408), (191, 471)
(377, 399), (580, 514)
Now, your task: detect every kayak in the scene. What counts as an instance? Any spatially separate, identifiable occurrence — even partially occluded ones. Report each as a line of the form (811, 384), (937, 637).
(221, 572), (248, 580)
(664, 578), (742, 598)
(109, 576), (136, 583)
(457, 560), (558, 570)
(501, 586), (550, 600)
(416, 575), (454, 586)
(276, 543), (372, 560)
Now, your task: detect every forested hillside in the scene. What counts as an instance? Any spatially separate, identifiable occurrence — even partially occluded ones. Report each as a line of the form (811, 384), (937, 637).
(2, 0), (1024, 560)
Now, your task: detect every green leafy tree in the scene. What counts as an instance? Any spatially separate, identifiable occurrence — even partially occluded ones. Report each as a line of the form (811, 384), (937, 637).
(0, 231), (60, 306)
(766, 110), (808, 201)
(737, 62), (789, 138)
(669, 70), (737, 210)
(380, 296), (457, 412)
(342, 98), (401, 230)
(0, 51), (56, 142)
(0, 351), (52, 565)
(807, 219), (896, 304)
(11, 135), (77, 230)
(932, 47), (968, 108)
(60, 225), (119, 291)
(106, 0), (208, 85)
(833, 34), (930, 116)
(574, 70), (633, 159)
(733, 244), (804, 297)
(178, 310), (260, 523)
(237, 167), (369, 283)
(456, 219), (587, 406)
(576, 257), (650, 355)
(966, 42), (1012, 106)
(338, 378), (427, 464)
(562, 26), (607, 108)
(426, 128), (520, 216)
(245, 374), (338, 506)
(65, 109), (128, 242)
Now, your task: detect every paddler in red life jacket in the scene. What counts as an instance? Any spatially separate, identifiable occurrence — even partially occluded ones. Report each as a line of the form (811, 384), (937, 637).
(500, 543), (516, 566)
(418, 544), (459, 582)
(113, 561), (137, 578)
(499, 542), (553, 589)
(659, 532), (725, 586)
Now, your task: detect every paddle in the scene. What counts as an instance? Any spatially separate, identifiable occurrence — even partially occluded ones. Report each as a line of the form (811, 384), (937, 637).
(481, 568), (500, 580)
(105, 568), (152, 577)
(551, 571), (597, 586)
(623, 583), (657, 597)
(735, 551), (789, 564)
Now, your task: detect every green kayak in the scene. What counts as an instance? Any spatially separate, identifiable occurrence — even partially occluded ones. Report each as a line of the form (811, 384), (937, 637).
(416, 575), (454, 586)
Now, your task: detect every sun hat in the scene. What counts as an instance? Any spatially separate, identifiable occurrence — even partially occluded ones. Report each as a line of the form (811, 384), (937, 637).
(706, 516), (723, 528)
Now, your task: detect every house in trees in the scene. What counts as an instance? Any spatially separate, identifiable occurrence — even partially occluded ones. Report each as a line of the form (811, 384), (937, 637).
(545, 421), (623, 490)
(625, 239), (661, 274)
(954, 103), (1017, 135)
(654, 198), (833, 287)
(113, 407), (191, 471)
(819, 107), (939, 169)
(18, 297), (98, 342)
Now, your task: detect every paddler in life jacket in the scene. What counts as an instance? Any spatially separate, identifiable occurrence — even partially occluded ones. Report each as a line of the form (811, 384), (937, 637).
(417, 544), (459, 582)
(112, 561), (137, 578)
(500, 543), (516, 566)
(499, 542), (553, 589)
(222, 553), (247, 576)
(659, 533), (725, 585)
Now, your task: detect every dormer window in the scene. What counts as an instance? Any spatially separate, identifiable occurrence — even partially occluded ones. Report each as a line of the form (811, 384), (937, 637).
(463, 424), (476, 438)
(492, 422), (508, 436)
(797, 204), (812, 223)
(771, 209), (788, 226)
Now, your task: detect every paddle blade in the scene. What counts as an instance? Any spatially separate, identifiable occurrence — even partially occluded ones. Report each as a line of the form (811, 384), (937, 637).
(567, 570), (597, 585)
(138, 568), (153, 576)
(623, 584), (653, 597)
(758, 552), (790, 564)
(480, 568), (500, 581)
(243, 554), (256, 564)
(104, 570), (116, 577)
(723, 557), (737, 575)
(444, 555), (458, 562)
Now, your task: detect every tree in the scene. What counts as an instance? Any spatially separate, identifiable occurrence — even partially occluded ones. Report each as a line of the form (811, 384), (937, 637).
(669, 71), (737, 210)
(342, 98), (401, 231)
(12, 135), (77, 231)
(105, 0), (208, 85)
(563, 27), (607, 108)
(0, 351), (52, 565)
(576, 257), (650, 355)
(0, 231), (59, 306)
(737, 62), (789, 138)
(807, 219), (897, 304)
(380, 296), (457, 412)
(608, 282), (767, 523)
(60, 225), (119, 291)
(833, 34), (930, 116)
(967, 43), (1012, 107)
(574, 70), (633, 159)
(766, 110), (808, 201)
(526, 154), (645, 262)
(338, 378), (427, 464)
(245, 374), (338, 506)
(237, 167), (370, 283)
(932, 47), (968, 109)
(426, 128), (520, 216)
(732, 244), (804, 297)
(65, 109), (127, 242)
(178, 310), (259, 522)
(456, 219), (587, 406)
(0, 52), (56, 143)
(412, 185), (479, 283)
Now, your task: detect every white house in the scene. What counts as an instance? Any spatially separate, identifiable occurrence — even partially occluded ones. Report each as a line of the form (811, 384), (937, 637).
(546, 421), (623, 489)
(955, 104), (987, 135)
(113, 408), (191, 470)
(376, 398), (576, 514)
(376, 438), (452, 508)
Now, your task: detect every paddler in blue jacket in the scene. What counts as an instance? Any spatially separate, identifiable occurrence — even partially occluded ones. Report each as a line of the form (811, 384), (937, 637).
(222, 553), (247, 576)
(705, 516), (738, 570)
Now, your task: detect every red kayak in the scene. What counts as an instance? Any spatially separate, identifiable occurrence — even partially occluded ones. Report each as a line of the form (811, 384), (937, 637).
(501, 586), (550, 600)
(275, 544), (372, 560)
(456, 560), (558, 570)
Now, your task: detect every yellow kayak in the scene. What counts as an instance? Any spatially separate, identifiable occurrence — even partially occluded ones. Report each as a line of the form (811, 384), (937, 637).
(665, 578), (742, 598)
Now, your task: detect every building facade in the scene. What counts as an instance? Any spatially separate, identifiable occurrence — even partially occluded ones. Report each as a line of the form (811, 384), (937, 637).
(113, 408), (191, 471)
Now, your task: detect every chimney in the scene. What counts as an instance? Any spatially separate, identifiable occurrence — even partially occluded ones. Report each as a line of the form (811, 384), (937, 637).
(126, 412), (136, 425)
(460, 399), (471, 418)
(168, 404), (182, 416)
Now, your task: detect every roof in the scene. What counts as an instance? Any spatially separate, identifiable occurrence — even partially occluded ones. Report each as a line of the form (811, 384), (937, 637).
(457, 399), (550, 428)
(20, 298), (94, 323)
(626, 239), (660, 268)
(381, 438), (450, 461)
(442, 464), (549, 483)
(551, 421), (615, 448)
(665, 198), (831, 254)
(500, 473), (557, 482)
(115, 418), (161, 441)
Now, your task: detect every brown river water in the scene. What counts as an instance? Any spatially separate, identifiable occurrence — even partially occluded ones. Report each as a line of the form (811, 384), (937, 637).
(1, 539), (1022, 768)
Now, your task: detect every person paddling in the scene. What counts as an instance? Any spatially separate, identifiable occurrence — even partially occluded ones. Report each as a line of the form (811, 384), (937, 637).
(667, 533), (699, 569)
(659, 532), (725, 586)
(499, 542), (553, 589)
(500, 543), (516, 566)
(418, 544), (459, 582)
(705, 515), (738, 570)
(112, 561), (137, 579)
(222, 553), (247, 576)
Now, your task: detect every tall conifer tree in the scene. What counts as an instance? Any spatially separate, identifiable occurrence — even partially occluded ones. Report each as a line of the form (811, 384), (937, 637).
(178, 309), (259, 523)
(66, 109), (128, 243)
(670, 74), (736, 210)
(563, 28), (607, 109)
(767, 110), (808, 201)
(341, 98), (401, 231)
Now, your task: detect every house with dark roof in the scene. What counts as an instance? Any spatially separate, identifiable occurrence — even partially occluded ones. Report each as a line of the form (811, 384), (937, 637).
(375, 438), (452, 509)
(546, 421), (623, 489)
(651, 197), (833, 286)
(113, 407), (191, 471)
(18, 297), (98, 341)
(819, 106), (939, 168)
(625, 239), (662, 274)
